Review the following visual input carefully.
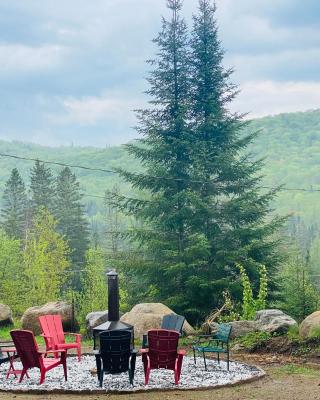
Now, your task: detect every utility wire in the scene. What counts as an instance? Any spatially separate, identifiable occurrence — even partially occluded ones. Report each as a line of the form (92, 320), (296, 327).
(0, 152), (320, 194)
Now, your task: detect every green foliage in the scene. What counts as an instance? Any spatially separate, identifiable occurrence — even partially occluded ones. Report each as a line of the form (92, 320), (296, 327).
(55, 167), (89, 289)
(30, 160), (55, 214)
(235, 331), (272, 351)
(276, 249), (319, 321)
(23, 207), (70, 307)
(113, 0), (283, 324)
(0, 230), (25, 315)
(78, 247), (107, 323)
(238, 263), (268, 320)
(1, 168), (28, 240)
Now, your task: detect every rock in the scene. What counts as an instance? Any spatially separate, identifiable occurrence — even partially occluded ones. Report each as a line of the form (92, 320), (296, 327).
(254, 309), (297, 334)
(228, 320), (259, 339)
(0, 304), (13, 326)
(299, 311), (320, 338)
(21, 301), (75, 335)
(231, 343), (246, 352)
(85, 310), (124, 337)
(86, 311), (109, 336)
(120, 303), (195, 338)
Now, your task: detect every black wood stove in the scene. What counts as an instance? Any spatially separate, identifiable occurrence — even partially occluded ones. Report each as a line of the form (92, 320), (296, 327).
(93, 271), (134, 349)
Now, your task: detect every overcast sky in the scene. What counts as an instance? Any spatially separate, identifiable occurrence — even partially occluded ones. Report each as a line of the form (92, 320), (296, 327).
(0, 0), (319, 147)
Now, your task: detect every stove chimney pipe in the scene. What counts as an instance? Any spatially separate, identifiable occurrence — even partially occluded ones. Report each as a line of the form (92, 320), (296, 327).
(107, 270), (119, 321)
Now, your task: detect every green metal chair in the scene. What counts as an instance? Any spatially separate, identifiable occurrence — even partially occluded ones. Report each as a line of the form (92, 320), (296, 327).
(192, 323), (232, 371)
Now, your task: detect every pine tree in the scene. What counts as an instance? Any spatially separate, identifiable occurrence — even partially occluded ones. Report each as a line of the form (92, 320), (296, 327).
(30, 160), (55, 213)
(1, 168), (28, 240)
(116, 0), (284, 323)
(55, 167), (89, 288)
(187, 0), (284, 317)
(115, 0), (204, 315)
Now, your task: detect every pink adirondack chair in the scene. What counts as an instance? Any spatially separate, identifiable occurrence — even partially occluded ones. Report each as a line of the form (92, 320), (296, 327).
(10, 330), (67, 384)
(39, 315), (81, 362)
(141, 329), (185, 385)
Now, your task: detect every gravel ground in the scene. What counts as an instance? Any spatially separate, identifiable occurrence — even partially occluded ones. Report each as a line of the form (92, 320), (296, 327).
(0, 355), (263, 393)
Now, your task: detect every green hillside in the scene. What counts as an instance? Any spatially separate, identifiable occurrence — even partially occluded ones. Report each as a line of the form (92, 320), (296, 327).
(249, 109), (320, 226)
(0, 109), (319, 228)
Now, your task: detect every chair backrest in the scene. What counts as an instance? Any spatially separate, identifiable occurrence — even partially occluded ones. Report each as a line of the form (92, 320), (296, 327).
(147, 329), (179, 370)
(10, 330), (42, 370)
(99, 330), (131, 374)
(39, 315), (65, 347)
(215, 323), (232, 344)
(161, 314), (185, 335)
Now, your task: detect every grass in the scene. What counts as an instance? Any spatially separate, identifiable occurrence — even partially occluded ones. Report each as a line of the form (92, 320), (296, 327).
(274, 364), (319, 378)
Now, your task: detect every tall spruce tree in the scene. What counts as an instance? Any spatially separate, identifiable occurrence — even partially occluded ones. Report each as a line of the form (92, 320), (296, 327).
(30, 160), (55, 213)
(55, 167), (89, 289)
(1, 168), (28, 240)
(116, 0), (284, 322)
(188, 0), (284, 317)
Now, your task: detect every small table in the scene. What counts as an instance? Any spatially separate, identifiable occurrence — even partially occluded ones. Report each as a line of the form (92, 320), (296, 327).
(0, 346), (29, 379)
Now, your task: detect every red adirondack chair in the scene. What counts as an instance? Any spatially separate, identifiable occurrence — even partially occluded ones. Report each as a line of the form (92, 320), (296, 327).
(10, 330), (67, 385)
(39, 315), (81, 362)
(141, 329), (185, 385)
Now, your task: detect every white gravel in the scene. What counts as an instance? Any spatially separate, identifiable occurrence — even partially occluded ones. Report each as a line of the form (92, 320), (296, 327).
(0, 355), (264, 393)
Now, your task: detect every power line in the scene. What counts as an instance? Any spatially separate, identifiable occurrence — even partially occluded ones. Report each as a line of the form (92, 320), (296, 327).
(0, 152), (320, 194)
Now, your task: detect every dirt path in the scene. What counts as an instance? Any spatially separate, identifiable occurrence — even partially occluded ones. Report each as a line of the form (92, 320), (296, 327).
(1, 365), (320, 400)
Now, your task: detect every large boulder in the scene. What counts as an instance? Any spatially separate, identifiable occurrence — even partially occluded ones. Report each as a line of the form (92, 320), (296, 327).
(255, 309), (297, 334)
(85, 310), (124, 337)
(299, 311), (320, 338)
(21, 301), (75, 335)
(0, 304), (13, 326)
(120, 303), (195, 338)
(228, 320), (259, 339)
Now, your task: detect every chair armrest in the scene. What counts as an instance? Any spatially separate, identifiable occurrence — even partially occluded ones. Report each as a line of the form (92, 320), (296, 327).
(140, 348), (149, 354)
(39, 349), (66, 355)
(93, 350), (100, 356)
(40, 334), (53, 338)
(64, 333), (81, 337)
(177, 349), (186, 356)
(131, 349), (138, 354)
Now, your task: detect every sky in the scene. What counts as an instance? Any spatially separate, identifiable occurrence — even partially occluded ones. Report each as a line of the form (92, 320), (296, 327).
(0, 0), (319, 147)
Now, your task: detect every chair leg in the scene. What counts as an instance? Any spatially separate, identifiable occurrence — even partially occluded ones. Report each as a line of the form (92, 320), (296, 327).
(99, 369), (104, 388)
(227, 351), (230, 371)
(77, 345), (81, 362)
(193, 348), (196, 365)
(217, 352), (220, 364)
(128, 369), (133, 385)
(145, 367), (150, 385)
(202, 352), (207, 371)
(40, 370), (46, 384)
(63, 360), (68, 381)
(19, 369), (27, 383)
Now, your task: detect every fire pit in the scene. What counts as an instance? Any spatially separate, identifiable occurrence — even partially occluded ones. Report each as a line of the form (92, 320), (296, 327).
(92, 271), (134, 349)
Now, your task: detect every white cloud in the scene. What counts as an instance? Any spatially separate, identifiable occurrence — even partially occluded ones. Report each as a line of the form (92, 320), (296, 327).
(233, 80), (320, 117)
(59, 93), (144, 126)
(0, 43), (67, 73)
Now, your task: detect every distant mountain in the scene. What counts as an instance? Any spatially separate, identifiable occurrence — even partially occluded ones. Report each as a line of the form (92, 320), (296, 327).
(0, 109), (320, 228)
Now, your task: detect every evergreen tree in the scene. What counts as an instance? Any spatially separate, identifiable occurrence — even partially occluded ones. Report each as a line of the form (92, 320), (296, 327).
(55, 167), (89, 288)
(187, 0), (284, 316)
(115, 0), (213, 318)
(116, 0), (284, 323)
(1, 168), (28, 240)
(30, 160), (55, 213)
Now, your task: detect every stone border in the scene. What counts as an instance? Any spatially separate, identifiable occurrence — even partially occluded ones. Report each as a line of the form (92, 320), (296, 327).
(0, 363), (266, 395)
